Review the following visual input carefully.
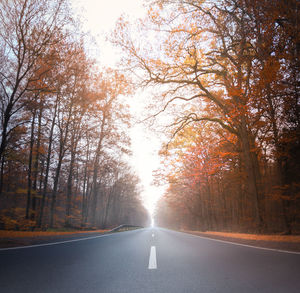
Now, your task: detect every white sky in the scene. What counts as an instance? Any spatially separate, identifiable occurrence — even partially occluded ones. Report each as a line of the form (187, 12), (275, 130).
(71, 0), (165, 215)
(71, 0), (146, 66)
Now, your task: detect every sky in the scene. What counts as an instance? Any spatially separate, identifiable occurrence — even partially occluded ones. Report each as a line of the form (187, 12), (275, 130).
(71, 0), (146, 65)
(71, 0), (166, 216)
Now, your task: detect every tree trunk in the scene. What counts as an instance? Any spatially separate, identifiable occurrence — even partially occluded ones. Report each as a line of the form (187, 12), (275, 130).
(81, 143), (90, 227)
(238, 118), (264, 231)
(26, 110), (36, 219)
(0, 104), (12, 196)
(37, 97), (59, 228)
(102, 188), (113, 228)
(90, 112), (107, 226)
(49, 150), (63, 228)
(0, 155), (4, 196)
(65, 137), (76, 227)
(31, 106), (43, 221)
(49, 101), (73, 228)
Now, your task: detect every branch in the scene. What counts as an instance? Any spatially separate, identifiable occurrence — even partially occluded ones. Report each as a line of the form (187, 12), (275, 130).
(166, 112), (239, 148)
(140, 93), (204, 123)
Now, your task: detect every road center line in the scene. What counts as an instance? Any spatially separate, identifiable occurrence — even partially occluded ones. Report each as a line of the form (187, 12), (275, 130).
(152, 233), (154, 237)
(148, 246), (157, 269)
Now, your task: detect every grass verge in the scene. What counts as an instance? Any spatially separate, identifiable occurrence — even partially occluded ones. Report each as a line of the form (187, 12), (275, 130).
(189, 231), (300, 243)
(0, 229), (109, 238)
(182, 230), (300, 252)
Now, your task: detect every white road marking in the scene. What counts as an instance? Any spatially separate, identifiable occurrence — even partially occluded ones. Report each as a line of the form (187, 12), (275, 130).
(0, 232), (125, 251)
(0, 228), (146, 252)
(148, 246), (157, 269)
(177, 231), (300, 255)
(152, 233), (154, 237)
(0, 234), (113, 251)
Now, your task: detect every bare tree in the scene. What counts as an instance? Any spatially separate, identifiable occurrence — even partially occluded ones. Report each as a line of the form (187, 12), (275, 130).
(0, 0), (70, 194)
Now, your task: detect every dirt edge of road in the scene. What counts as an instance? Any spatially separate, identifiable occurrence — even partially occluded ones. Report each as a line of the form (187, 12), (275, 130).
(0, 230), (110, 249)
(0, 226), (144, 249)
(182, 230), (300, 253)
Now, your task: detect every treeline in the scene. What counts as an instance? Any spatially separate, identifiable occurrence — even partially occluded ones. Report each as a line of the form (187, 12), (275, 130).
(113, 0), (300, 233)
(0, 0), (149, 230)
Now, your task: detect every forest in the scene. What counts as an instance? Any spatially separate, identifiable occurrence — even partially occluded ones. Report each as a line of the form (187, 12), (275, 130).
(111, 0), (300, 234)
(0, 0), (149, 230)
(0, 0), (299, 235)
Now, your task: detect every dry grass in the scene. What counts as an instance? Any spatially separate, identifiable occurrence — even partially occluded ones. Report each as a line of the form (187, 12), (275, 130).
(0, 229), (109, 238)
(190, 231), (300, 243)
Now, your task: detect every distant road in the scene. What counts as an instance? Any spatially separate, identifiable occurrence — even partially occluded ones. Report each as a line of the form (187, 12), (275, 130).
(1, 227), (300, 292)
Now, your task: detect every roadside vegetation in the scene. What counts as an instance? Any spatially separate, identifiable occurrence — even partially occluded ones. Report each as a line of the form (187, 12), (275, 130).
(0, 0), (149, 231)
(0, 0), (299, 236)
(111, 0), (300, 234)
(0, 229), (109, 238)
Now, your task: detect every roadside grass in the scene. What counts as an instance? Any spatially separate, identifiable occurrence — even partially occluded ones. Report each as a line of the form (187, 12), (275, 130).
(187, 231), (300, 243)
(0, 225), (142, 239)
(0, 229), (109, 238)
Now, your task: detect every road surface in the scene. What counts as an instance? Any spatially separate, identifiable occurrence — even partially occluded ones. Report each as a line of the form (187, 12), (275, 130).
(1, 227), (300, 292)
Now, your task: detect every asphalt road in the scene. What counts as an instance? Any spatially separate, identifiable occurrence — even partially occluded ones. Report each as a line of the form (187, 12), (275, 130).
(1, 227), (300, 293)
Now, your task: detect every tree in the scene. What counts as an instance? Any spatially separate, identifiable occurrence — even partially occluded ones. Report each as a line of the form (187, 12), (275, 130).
(113, 0), (300, 232)
(0, 0), (70, 195)
(0, 0), (149, 231)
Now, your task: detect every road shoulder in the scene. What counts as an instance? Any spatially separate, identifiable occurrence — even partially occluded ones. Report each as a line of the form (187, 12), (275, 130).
(182, 230), (300, 253)
(0, 230), (110, 249)
(0, 225), (144, 249)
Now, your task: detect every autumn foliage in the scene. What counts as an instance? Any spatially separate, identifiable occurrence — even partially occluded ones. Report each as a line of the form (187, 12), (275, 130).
(112, 0), (300, 233)
(0, 0), (149, 230)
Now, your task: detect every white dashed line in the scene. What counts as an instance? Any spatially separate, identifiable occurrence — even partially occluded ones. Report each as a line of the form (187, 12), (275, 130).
(148, 246), (157, 269)
(152, 233), (154, 237)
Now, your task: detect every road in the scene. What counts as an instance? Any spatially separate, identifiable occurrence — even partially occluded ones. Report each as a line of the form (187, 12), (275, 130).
(1, 227), (300, 293)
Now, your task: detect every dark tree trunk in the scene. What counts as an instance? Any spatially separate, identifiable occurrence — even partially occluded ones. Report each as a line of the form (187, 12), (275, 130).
(50, 101), (73, 228)
(65, 137), (76, 227)
(0, 156), (4, 196)
(81, 140), (91, 228)
(26, 110), (36, 219)
(31, 106), (43, 221)
(49, 149), (64, 228)
(90, 112), (107, 226)
(238, 118), (264, 231)
(0, 104), (12, 196)
(37, 97), (59, 228)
